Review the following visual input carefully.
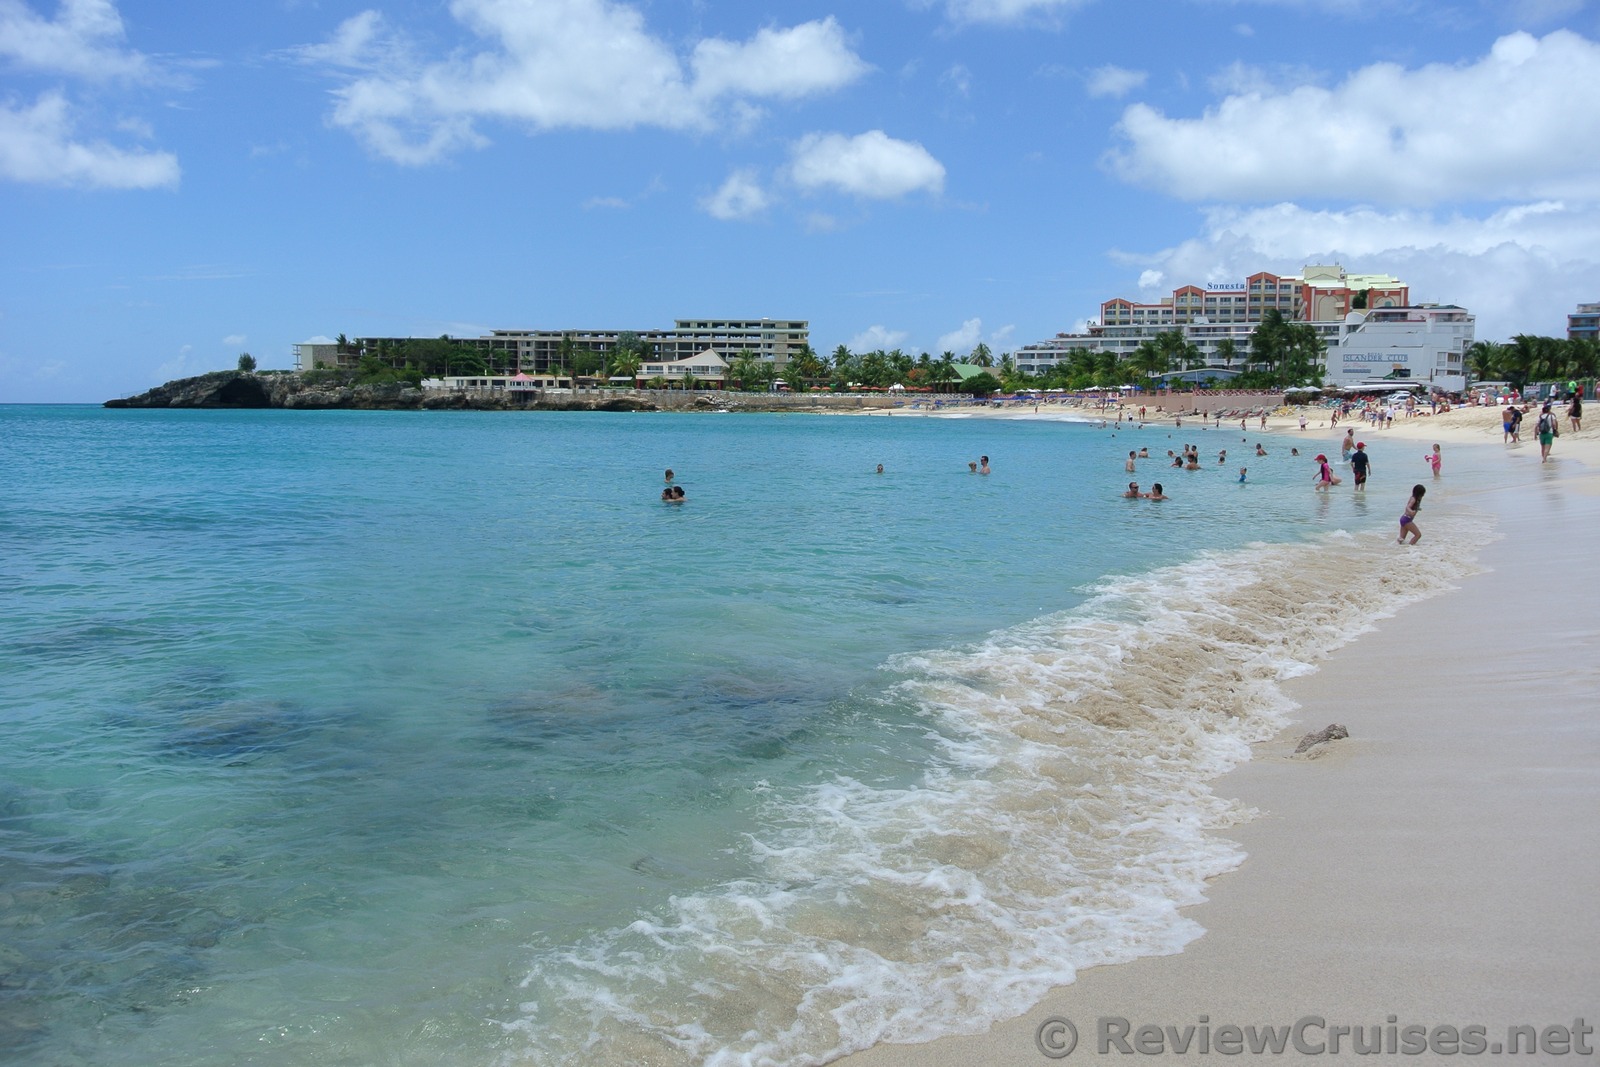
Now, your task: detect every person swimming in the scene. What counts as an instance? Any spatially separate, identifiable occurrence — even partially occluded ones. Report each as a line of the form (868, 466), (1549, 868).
(1123, 482), (1142, 498)
(1147, 483), (1168, 500)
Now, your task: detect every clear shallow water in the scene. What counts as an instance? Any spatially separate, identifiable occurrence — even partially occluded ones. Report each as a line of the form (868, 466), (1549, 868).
(1, 406), (1489, 1065)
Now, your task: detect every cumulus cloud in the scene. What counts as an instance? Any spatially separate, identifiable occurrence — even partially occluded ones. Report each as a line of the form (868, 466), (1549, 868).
(298, 2), (868, 164)
(702, 169), (769, 220)
(848, 324), (908, 351)
(1106, 30), (1600, 205)
(0, 0), (153, 81)
(1086, 64), (1146, 99)
(937, 317), (982, 354)
(0, 91), (178, 187)
(789, 130), (945, 199)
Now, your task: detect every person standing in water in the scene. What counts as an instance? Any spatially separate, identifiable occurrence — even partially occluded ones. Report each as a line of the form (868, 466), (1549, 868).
(1398, 484), (1425, 544)
(1350, 442), (1371, 491)
(1426, 444), (1442, 479)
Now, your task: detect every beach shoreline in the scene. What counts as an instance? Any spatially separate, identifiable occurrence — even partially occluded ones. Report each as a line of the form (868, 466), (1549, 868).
(836, 414), (1600, 1065)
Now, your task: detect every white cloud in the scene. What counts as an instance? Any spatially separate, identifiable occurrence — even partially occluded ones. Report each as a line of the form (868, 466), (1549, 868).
(689, 18), (869, 101)
(941, 63), (972, 96)
(1107, 30), (1600, 205)
(930, 0), (1093, 26)
(1119, 199), (1600, 343)
(937, 317), (982, 354)
(301, 2), (867, 165)
(223, 334), (246, 346)
(701, 169), (769, 220)
(285, 9), (392, 70)
(0, 0), (153, 80)
(790, 130), (945, 199)
(0, 91), (179, 188)
(1138, 269), (1164, 289)
(1086, 64), (1146, 99)
(848, 324), (908, 351)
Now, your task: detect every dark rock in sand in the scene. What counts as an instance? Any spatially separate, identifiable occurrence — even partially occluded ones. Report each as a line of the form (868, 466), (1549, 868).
(1294, 722), (1350, 754)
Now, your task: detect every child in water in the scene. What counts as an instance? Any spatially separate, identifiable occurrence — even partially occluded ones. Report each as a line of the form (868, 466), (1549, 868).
(1398, 484), (1425, 544)
(1426, 444), (1442, 478)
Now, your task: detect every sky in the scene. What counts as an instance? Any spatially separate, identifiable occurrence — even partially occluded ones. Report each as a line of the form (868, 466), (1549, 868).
(3, 0), (1600, 402)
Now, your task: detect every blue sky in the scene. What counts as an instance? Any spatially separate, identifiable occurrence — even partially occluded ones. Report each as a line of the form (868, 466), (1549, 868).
(3, 0), (1599, 402)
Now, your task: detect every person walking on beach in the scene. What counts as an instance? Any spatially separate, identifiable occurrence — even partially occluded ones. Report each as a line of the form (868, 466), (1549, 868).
(1537, 404), (1558, 462)
(1351, 442), (1371, 490)
(1426, 444), (1442, 479)
(1398, 484), (1425, 544)
(1570, 393), (1583, 433)
(1503, 406), (1515, 443)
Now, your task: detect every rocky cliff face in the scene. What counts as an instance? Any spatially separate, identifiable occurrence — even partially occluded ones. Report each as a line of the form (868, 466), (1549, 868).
(104, 372), (660, 412)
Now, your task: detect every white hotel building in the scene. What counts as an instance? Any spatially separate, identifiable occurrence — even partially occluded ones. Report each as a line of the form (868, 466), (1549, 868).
(294, 319), (810, 376)
(1014, 265), (1472, 391)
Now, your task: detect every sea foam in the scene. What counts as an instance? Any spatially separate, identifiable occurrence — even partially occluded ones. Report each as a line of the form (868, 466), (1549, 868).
(501, 511), (1493, 1066)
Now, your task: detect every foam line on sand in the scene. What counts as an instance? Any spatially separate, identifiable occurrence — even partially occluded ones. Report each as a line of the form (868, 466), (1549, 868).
(838, 444), (1600, 1065)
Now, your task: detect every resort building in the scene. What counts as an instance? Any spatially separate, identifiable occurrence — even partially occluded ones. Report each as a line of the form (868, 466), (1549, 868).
(636, 349), (729, 387)
(1569, 301), (1600, 343)
(1321, 306), (1473, 392)
(296, 319), (810, 375)
(1013, 264), (1472, 390)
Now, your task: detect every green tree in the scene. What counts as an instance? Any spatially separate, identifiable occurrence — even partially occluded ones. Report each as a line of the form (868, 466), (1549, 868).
(731, 351), (763, 390)
(611, 348), (642, 384)
(966, 371), (1002, 395)
(1250, 309), (1290, 384)
(237, 353), (256, 372)
(929, 352), (958, 392)
(1465, 340), (1505, 382)
(1215, 338), (1239, 371)
(1132, 339), (1167, 383)
(971, 342), (993, 367)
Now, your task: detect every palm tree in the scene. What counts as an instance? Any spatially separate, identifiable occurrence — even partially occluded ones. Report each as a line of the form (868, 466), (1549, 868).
(971, 342), (993, 367)
(1132, 339), (1166, 383)
(1215, 338), (1239, 371)
(731, 352), (762, 390)
(929, 353), (958, 392)
(1465, 340), (1505, 383)
(611, 349), (642, 385)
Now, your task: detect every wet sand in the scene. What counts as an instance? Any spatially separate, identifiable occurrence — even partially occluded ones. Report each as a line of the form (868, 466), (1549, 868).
(838, 418), (1600, 1065)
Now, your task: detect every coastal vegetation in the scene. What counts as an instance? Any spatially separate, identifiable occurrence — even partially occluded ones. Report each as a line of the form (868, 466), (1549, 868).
(298, 327), (1597, 398)
(1464, 335), (1600, 392)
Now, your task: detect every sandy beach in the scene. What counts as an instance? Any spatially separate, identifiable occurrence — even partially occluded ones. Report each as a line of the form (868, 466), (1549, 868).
(838, 398), (1600, 1065)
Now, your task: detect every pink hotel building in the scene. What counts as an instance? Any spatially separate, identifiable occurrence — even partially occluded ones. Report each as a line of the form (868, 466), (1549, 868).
(1014, 264), (1473, 390)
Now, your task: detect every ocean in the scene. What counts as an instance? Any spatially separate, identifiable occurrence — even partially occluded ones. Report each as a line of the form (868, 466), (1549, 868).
(0, 405), (1489, 1066)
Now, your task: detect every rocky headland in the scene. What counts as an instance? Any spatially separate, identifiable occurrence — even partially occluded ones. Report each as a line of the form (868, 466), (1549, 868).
(104, 372), (905, 413)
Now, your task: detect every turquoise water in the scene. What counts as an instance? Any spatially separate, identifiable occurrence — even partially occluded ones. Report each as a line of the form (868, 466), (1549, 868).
(1, 406), (1488, 1065)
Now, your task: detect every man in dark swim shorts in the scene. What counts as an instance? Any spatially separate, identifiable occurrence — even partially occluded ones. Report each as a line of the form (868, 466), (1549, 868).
(1350, 441), (1371, 490)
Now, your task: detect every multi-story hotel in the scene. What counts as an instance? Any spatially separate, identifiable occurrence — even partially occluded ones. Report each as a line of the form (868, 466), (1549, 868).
(296, 319), (809, 375)
(1014, 264), (1471, 390)
(1568, 302), (1600, 343)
